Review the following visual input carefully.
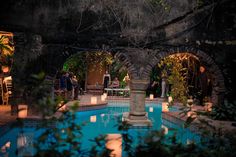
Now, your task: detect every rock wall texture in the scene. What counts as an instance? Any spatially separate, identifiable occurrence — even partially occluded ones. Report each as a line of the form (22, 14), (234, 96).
(0, 0), (235, 104)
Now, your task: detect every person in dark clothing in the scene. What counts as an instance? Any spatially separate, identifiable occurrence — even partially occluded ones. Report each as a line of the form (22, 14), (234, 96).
(103, 70), (111, 89)
(66, 73), (73, 100)
(197, 66), (209, 105)
(59, 72), (67, 90)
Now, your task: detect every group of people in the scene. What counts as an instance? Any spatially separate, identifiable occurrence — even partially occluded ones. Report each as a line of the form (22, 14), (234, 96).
(59, 71), (82, 100)
(147, 66), (212, 106)
(103, 71), (130, 90)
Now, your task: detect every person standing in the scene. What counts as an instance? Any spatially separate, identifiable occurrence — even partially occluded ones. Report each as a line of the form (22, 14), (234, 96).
(103, 70), (111, 89)
(72, 75), (79, 100)
(197, 66), (209, 105)
(66, 73), (73, 100)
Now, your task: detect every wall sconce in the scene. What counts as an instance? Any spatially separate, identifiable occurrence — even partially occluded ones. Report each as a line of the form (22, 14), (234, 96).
(106, 134), (122, 157)
(149, 94), (154, 100)
(149, 107), (154, 112)
(103, 93), (107, 99)
(162, 102), (169, 112)
(91, 96), (97, 104)
(90, 115), (97, 123)
(18, 104), (28, 118)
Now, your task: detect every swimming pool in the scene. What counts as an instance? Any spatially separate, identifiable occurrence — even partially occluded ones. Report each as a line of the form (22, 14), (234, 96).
(0, 103), (200, 157)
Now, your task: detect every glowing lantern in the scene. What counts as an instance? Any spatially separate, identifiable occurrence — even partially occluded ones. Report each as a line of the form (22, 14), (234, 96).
(161, 125), (168, 135)
(101, 95), (106, 101)
(149, 107), (154, 112)
(2, 66), (10, 73)
(168, 96), (173, 103)
(187, 98), (194, 107)
(149, 94), (154, 100)
(90, 115), (97, 123)
(106, 134), (122, 157)
(162, 102), (169, 112)
(18, 105), (28, 118)
(91, 96), (97, 104)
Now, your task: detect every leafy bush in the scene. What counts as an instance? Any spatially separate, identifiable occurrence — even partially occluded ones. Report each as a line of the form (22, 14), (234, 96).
(210, 101), (236, 121)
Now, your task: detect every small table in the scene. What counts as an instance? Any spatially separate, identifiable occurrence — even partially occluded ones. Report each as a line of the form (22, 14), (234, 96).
(104, 88), (130, 97)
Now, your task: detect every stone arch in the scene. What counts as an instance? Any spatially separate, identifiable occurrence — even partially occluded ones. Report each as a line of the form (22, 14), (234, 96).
(143, 46), (226, 105)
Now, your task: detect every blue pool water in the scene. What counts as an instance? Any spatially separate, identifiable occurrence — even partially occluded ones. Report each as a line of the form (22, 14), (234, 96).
(0, 103), (200, 157)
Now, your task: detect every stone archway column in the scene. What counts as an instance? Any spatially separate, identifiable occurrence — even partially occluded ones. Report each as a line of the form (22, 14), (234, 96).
(123, 79), (152, 127)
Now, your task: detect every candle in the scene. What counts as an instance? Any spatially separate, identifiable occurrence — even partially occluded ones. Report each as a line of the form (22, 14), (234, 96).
(162, 102), (169, 112)
(91, 96), (97, 104)
(149, 107), (154, 112)
(150, 94), (154, 100)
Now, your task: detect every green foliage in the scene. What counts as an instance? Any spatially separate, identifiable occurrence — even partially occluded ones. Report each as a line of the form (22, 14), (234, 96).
(158, 56), (188, 104)
(210, 101), (236, 121)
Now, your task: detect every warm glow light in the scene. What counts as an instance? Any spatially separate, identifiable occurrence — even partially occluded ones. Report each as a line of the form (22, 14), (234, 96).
(18, 105), (28, 118)
(91, 96), (97, 104)
(162, 102), (169, 112)
(187, 98), (194, 107)
(150, 94), (154, 100)
(149, 107), (154, 112)
(106, 134), (122, 157)
(101, 95), (106, 101)
(168, 96), (173, 103)
(161, 125), (168, 135)
(90, 115), (97, 122)
(103, 93), (107, 99)
(2, 66), (10, 73)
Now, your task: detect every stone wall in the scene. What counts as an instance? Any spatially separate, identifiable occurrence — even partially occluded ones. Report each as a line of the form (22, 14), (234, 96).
(1, 0), (235, 104)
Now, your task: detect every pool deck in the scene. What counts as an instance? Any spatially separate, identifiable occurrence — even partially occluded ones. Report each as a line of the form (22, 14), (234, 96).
(162, 104), (236, 135)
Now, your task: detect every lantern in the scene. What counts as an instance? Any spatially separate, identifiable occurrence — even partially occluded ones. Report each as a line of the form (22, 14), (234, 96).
(101, 95), (106, 101)
(149, 94), (154, 100)
(91, 96), (97, 104)
(90, 115), (97, 123)
(168, 96), (173, 103)
(18, 104), (28, 118)
(162, 102), (169, 112)
(2, 66), (10, 73)
(106, 134), (122, 157)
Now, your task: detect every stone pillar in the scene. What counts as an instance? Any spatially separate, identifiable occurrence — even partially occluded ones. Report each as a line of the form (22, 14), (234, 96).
(123, 79), (152, 127)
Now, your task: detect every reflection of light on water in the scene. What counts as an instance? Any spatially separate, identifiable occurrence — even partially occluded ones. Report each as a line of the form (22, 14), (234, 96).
(149, 107), (153, 112)
(90, 115), (97, 123)
(17, 133), (34, 156)
(101, 114), (110, 127)
(106, 134), (122, 157)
